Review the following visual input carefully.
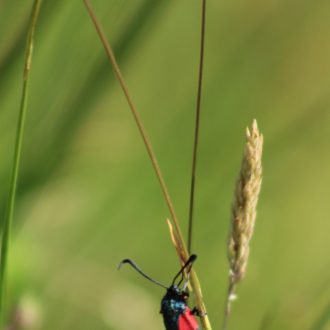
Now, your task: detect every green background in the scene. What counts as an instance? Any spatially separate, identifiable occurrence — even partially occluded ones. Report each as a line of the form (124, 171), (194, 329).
(0, 0), (330, 329)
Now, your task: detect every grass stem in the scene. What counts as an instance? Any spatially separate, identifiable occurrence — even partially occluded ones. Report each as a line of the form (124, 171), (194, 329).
(83, 1), (212, 328)
(222, 280), (235, 330)
(0, 0), (42, 326)
(188, 0), (206, 254)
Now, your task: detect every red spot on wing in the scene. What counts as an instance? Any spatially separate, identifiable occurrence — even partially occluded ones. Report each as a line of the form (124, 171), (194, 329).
(178, 307), (199, 330)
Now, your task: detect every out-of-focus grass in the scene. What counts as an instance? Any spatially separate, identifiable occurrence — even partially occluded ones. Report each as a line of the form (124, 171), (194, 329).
(1, 0), (330, 329)
(0, 1), (42, 326)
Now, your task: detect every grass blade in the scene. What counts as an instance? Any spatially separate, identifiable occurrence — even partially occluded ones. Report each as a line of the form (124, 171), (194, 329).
(311, 302), (330, 330)
(0, 0), (42, 326)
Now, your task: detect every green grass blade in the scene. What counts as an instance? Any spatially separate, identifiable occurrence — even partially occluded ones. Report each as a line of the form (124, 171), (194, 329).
(0, 0), (42, 326)
(311, 303), (330, 330)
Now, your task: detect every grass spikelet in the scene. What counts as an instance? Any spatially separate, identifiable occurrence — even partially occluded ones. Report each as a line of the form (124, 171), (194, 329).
(223, 119), (263, 329)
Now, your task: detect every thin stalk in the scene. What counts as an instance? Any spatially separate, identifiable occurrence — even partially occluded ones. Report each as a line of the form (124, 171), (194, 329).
(222, 280), (235, 330)
(0, 0), (42, 326)
(83, 1), (212, 329)
(187, 0), (206, 254)
(83, 0), (183, 240)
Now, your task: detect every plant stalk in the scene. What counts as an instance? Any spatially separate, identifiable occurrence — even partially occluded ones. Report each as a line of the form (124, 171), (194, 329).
(83, 1), (211, 328)
(222, 280), (236, 330)
(188, 0), (206, 254)
(0, 0), (42, 326)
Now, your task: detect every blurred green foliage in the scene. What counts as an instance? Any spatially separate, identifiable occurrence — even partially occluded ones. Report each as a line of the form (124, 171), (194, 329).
(1, 0), (330, 329)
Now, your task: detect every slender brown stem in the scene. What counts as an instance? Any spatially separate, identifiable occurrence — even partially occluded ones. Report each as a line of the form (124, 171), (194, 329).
(188, 0), (206, 254)
(83, 0), (184, 241)
(83, 1), (212, 328)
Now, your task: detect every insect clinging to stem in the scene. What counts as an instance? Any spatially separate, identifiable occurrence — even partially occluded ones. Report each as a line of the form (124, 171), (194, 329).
(118, 255), (200, 330)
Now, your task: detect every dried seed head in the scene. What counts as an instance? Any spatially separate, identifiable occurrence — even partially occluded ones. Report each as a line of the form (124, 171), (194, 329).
(228, 119), (263, 283)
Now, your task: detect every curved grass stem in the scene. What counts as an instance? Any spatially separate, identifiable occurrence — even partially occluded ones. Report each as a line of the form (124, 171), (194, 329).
(0, 0), (42, 326)
(83, 1), (212, 328)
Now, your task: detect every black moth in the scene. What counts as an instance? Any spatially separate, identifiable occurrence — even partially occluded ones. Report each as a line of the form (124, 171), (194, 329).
(118, 255), (200, 330)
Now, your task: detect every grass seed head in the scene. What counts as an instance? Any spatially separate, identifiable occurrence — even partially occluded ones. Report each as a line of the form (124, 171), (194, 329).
(228, 119), (263, 283)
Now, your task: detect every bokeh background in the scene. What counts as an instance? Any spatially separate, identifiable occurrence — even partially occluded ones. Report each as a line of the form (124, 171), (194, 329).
(1, 0), (330, 329)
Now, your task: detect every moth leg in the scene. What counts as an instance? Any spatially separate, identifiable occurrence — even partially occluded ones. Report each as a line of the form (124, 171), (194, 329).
(191, 307), (207, 317)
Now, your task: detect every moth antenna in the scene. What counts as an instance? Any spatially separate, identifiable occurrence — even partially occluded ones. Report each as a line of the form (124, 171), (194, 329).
(188, 0), (207, 254)
(172, 254), (197, 286)
(118, 259), (168, 289)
